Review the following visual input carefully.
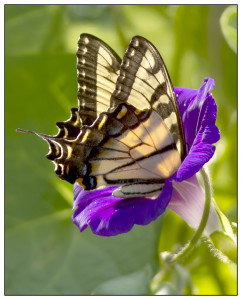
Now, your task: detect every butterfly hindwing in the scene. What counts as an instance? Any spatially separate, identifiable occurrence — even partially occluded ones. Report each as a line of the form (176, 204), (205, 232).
(70, 103), (181, 198)
(54, 107), (81, 139)
(77, 33), (122, 125)
(16, 107), (82, 181)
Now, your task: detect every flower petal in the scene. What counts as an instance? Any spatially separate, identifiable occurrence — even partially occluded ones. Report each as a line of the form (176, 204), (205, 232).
(168, 175), (222, 236)
(173, 87), (198, 117)
(174, 78), (220, 181)
(175, 78), (217, 148)
(72, 181), (173, 236)
(72, 185), (120, 233)
(175, 143), (215, 181)
(195, 123), (220, 145)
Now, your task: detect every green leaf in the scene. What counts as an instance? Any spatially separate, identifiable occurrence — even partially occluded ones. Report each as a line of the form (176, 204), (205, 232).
(5, 6), (63, 55)
(220, 5), (237, 53)
(91, 266), (152, 295)
(209, 231), (237, 264)
(172, 5), (210, 85)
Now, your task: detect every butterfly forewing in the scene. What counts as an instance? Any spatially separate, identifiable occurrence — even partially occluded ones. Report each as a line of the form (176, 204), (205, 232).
(77, 34), (122, 125)
(111, 36), (186, 161)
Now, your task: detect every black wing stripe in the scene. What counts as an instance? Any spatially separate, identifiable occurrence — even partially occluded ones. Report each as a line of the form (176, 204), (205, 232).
(117, 64), (162, 95)
(78, 84), (113, 104)
(103, 168), (162, 182)
(96, 141), (177, 184)
(77, 34), (121, 71)
(78, 76), (116, 95)
(117, 75), (154, 105)
(77, 44), (112, 67)
(125, 46), (161, 85)
(77, 51), (117, 75)
(78, 64), (119, 86)
(78, 89), (114, 107)
(105, 143), (175, 174)
(110, 44), (145, 106)
(77, 34), (122, 125)
(111, 39), (166, 110)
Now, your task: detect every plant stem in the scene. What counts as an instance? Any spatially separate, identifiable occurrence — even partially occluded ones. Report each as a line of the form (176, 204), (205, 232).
(168, 167), (212, 263)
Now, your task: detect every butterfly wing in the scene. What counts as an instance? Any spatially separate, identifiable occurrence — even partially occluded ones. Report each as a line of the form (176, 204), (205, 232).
(77, 33), (122, 125)
(111, 36), (186, 160)
(18, 35), (122, 182)
(49, 34), (122, 180)
(17, 35), (186, 198)
(47, 36), (186, 197)
(99, 36), (186, 197)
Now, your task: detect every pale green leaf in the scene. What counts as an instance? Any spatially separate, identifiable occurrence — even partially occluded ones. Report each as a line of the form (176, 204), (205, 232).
(220, 5), (237, 53)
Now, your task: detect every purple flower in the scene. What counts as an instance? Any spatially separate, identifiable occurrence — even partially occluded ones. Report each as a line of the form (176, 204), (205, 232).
(168, 175), (222, 236)
(72, 78), (220, 236)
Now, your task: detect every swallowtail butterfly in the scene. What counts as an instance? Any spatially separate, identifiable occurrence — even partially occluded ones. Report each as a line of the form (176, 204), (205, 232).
(17, 34), (186, 198)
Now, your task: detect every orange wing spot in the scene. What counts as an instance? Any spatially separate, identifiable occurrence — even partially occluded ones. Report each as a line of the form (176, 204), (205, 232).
(134, 108), (142, 115)
(76, 178), (86, 189)
(66, 164), (70, 174)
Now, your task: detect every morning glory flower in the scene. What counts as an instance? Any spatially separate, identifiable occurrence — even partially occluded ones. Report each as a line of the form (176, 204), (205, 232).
(72, 78), (221, 237)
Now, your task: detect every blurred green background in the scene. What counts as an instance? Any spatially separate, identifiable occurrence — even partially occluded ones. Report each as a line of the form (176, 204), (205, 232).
(5, 5), (237, 295)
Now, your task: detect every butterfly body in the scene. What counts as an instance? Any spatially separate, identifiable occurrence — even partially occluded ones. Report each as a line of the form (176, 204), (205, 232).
(17, 34), (186, 199)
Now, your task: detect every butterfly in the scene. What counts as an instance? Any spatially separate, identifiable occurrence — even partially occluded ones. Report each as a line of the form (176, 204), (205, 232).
(17, 34), (186, 199)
